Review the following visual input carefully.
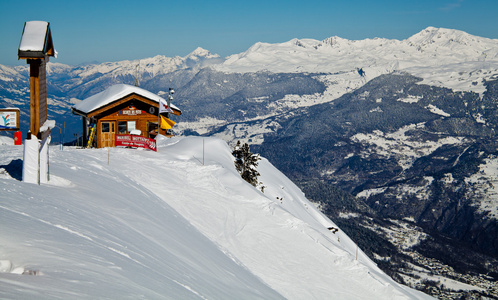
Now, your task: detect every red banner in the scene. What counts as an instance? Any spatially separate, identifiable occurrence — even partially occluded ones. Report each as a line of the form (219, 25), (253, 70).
(115, 134), (157, 152)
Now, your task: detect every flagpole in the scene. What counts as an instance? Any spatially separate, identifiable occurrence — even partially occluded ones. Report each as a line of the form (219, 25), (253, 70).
(166, 88), (174, 136)
(158, 88), (175, 138)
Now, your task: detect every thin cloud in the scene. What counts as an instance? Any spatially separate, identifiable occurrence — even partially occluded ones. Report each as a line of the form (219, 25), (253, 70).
(440, 0), (464, 11)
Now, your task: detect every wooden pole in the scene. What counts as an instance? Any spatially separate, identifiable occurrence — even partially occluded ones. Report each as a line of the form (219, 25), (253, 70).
(27, 57), (48, 139)
(28, 59), (40, 137)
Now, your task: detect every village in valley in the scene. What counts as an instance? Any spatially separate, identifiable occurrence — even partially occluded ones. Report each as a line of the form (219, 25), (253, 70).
(361, 217), (498, 299)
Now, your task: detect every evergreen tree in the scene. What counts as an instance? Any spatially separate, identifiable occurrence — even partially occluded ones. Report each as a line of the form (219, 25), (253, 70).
(232, 141), (261, 187)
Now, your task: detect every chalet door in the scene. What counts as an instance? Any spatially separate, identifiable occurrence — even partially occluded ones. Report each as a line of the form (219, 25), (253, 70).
(101, 121), (115, 147)
(147, 121), (158, 139)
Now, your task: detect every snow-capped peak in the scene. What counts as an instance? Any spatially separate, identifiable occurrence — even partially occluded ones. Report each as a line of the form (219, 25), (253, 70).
(185, 47), (220, 60)
(182, 47), (223, 68)
(320, 35), (352, 48)
(406, 26), (497, 51)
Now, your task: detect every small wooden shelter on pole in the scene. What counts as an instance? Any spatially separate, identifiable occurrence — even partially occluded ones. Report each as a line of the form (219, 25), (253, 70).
(18, 21), (56, 140)
(18, 21), (56, 184)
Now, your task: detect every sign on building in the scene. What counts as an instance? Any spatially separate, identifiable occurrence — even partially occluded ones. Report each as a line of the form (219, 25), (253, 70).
(115, 134), (157, 152)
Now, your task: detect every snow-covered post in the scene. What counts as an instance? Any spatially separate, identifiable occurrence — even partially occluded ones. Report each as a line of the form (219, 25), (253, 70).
(39, 135), (51, 183)
(22, 129), (53, 184)
(22, 134), (40, 184)
(18, 21), (57, 184)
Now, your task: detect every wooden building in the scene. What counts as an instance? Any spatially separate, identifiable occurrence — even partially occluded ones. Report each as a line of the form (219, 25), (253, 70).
(72, 84), (181, 148)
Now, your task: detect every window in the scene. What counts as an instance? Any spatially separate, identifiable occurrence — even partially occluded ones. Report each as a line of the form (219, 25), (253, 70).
(102, 122), (110, 133)
(118, 121), (127, 134)
(127, 121), (136, 132)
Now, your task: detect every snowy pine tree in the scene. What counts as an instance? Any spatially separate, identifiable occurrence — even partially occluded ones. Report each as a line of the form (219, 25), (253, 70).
(232, 141), (261, 187)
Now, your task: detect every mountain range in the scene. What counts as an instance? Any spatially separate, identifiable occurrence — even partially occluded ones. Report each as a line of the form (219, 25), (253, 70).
(1, 26), (497, 298)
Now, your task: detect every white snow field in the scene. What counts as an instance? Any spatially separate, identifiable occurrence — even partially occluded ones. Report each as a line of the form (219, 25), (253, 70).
(0, 136), (432, 299)
(216, 27), (498, 97)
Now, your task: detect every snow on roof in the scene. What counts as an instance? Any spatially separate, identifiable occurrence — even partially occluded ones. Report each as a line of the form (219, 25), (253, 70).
(73, 84), (181, 114)
(18, 21), (49, 52)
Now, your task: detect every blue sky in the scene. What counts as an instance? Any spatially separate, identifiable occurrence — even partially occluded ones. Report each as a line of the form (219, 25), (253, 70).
(1, 0), (497, 66)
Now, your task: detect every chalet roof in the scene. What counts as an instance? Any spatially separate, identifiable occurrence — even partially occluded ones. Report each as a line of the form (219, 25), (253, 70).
(72, 84), (182, 115)
(18, 21), (56, 59)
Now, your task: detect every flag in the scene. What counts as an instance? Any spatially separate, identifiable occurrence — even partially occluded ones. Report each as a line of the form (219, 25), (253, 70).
(160, 115), (176, 130)
(159, 98), (174, 114)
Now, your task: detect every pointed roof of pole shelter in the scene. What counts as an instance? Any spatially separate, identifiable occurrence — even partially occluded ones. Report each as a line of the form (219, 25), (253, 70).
(18, 21), (56, 59)
(72, 84), (182, 117)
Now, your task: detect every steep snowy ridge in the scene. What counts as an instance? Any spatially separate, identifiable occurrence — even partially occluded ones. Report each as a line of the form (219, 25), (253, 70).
(215, 27), (498, 95)
(5, 47), (220, 84)
(66, 55), (185, 79)
(0, 65), (26, 83)
(0, 136), (431, 299)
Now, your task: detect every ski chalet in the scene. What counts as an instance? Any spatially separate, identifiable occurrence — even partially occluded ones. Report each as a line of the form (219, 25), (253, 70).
(71, 84), (181, 148)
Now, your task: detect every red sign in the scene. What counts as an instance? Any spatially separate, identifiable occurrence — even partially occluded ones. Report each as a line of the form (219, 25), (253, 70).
(14, 131), (22, 145)
(115, 134), (157, 152)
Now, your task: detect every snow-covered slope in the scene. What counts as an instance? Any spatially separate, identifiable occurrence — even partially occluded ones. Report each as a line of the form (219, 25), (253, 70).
(0, 140), (282, 299)
(0, 136), (14, 145)
(0, 136), (431, 299)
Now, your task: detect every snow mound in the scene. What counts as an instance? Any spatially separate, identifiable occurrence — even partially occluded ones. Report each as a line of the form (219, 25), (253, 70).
(0, 136), (13, 145)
